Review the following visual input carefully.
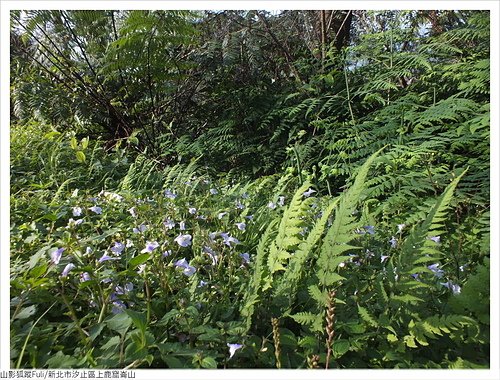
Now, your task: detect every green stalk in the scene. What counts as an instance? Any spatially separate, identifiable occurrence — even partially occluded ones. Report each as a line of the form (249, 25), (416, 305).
(16, 302), (56, 369)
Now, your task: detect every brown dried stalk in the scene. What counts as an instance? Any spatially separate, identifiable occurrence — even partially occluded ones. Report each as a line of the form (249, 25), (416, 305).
(325, 289), (336, 369)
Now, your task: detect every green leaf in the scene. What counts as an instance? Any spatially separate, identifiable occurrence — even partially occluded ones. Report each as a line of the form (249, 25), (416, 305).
(13, 305), (37, 320)
(129, 253), (151, 269)
(106, 312), (132, 336)
(125, 309), (148, 334)
(76, 151), (86, 163)
(200, 356), (217, 368)
(45, 351), (79, 368)
(358, 305), (378, 327)
(89, 323), (105, 342)
(332, 339), (350, 357)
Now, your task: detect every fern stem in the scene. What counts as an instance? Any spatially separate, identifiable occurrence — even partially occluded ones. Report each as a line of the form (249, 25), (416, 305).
(343, 67), (355, 123)
(272, 318), (282, 369)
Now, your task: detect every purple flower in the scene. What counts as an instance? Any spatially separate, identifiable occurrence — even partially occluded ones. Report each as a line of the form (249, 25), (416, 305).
(277, 196), (285, 207)
(235, 222), (246, 231)
(240, 252), (250, 264)
(179, 221), (186, 230)
(174, 258), (189, 268)
(66, 218), (83, 228)
(112, 300), (127, 314)
(303, 188), (316, 197)
(183, 265), (196, 276)
(141, 241), (159, 253)
(440, 280), (461, 295)
(89, 206), (102, 214)
(429, 236), (441, 244)
(115, 283), (133, 295)
(199, 280), (208, 287)
(427, 263), (444, 278)
(164, 218), (175, 229)
(133, 224), (147, 234)
(85, 247), (93, 255)
(80, 272), (91, 282)
(98, 252), (119, 263)
(50, 248), (65, 265)
(137, 264), (146, 274)
(188, 207), (197, 215)
(235, 201), (245, 210)
(72, 207), (82, 217)
(164, 189), (177, 199)
(411, 273), (420, 280)
(218, 212), (228, 219)
(210, 188), (218, 195)
(363, 225), (375, 235)
(111, 242), (125, 255)
(220, 232), (239, 247)
(61, 263), (75, 278)
(163, 250), (172, 258)
(227, 343), (243, 359)
(203, 246), (218, 266)
(174, 258), (196, 276)
(389, 236), (397, 248)
(245, 215), (254, 220)
(174, 234), (192, 247)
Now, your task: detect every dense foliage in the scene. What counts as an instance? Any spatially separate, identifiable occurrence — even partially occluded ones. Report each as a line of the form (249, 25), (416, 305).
(10, 10), (490, 369)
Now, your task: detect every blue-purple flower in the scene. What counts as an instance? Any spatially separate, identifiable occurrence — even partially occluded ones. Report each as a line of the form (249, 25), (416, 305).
(210, 188), (218, 195)
(179, 221), (186, 230)
(440, 280), (461, 295)
(61, 263), (75, 278)
(163, 250), (172, 258)
(429, 236), (441, 244)
(133, 223), (148, 234)
(303, 188), (316, 197)
(66, 218), (83, 228)
(89, 206), (102, 214)
(50, 248), (65, 265)
(389, 236), (397, 248)
(363, 225), (375, 235)
(203, 246), (218, 266)
(98, 252), (119, 263)
(427, 263), (444, 278)
(174, 258), (196, 276)
(80, 272), (91, 282)
(227, 343), (243, 359)
(235, 222), (246, 231)
(72, 207), (82, 217)
(141, 241), (159, 253)
(240, 252), (250, 264)
(188, 207), (197, 215)
(164, 218), (175, 229)
(174, 234), (192, 247)
(164, 189), (177, 199)
(111, 242), (125, 255)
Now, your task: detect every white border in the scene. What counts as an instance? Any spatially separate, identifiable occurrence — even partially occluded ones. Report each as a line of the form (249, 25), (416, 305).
(1, 1), (499, 379)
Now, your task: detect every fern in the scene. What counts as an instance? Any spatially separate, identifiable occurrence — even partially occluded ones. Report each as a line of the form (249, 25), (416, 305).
(397, 169), (467, 274)
(317, 147), (384, 286)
